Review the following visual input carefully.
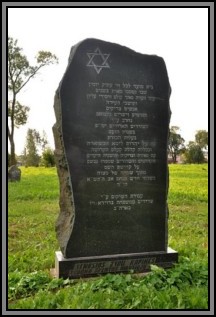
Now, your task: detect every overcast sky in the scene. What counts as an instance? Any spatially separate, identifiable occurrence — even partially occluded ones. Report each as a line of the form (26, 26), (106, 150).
(8, 7), (208, 155)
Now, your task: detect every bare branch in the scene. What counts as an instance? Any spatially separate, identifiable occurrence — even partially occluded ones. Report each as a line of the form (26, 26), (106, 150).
(15, 64), (44, 95)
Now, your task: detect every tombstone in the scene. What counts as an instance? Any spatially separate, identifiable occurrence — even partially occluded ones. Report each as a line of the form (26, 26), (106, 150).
(53, 38), (178, 279)
(8, 165), (21, 182)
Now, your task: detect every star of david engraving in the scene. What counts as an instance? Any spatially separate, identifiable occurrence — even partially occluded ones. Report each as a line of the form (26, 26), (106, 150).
(86, 48), (110, 74)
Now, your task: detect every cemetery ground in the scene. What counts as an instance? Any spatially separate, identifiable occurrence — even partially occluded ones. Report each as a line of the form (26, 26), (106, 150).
(8, 164), (208, 310)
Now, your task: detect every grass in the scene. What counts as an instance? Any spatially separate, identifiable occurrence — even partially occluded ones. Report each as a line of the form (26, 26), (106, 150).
(8, 164), (208, 310)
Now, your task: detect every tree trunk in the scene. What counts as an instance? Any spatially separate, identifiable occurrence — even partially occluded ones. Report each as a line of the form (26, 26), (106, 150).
(8, 94), (16, 166)
(8, 132), (16, 166)
(171, 152), (177, 164)
(10, 139), (16, 166)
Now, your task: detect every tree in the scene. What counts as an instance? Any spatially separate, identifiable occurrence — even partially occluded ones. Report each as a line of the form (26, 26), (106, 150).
(185, 142), (205, 164)
(41, 148), (56, 167)
(40, 130), (49, 152)
(168, 126), (185, 163)
(24, 129), (41, 167)
(8, 153), (11, 167)
(195, 130), (208, 150)
(8, 36), (58, 166)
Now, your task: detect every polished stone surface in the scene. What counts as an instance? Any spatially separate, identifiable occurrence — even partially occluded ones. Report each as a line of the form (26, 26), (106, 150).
(53, 38), (174, 266)
(55, 248), (178, 279)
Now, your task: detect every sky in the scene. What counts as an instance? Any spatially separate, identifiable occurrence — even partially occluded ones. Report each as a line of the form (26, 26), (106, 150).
(8, 7), (208, 155)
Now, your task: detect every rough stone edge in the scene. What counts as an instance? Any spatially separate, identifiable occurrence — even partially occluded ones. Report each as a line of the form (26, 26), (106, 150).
(166, 103), (172, 250)
(52, 90), (75, 257)
(52, 41), (84, 257)
(164, 58), (172, 252)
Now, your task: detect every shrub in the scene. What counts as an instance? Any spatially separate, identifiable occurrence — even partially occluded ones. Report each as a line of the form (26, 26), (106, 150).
(40, 148), (55, 167)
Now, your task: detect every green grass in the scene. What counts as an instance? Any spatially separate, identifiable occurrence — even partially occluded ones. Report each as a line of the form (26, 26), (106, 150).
(8, 165), (208, 310)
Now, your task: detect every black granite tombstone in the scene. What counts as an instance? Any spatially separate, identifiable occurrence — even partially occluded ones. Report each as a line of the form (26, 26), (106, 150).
(53, 38), (178, 278)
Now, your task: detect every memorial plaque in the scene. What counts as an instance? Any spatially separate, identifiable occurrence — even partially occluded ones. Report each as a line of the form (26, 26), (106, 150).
(53, 38), (178, 278)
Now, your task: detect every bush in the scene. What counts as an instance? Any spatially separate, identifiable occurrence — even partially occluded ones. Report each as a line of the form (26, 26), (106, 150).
(40, 148), (55, 167)
(185, 144), (205, 164)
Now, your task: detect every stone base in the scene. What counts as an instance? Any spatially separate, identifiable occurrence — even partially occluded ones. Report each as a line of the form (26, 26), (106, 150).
(54, 248), (178, 279)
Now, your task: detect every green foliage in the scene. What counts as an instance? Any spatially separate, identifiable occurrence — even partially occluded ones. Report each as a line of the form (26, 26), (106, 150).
(195, 130), (208, 150)
(40, 148), (55, 167)
(168, 126), (185, 163)
(8, 101), (30, 128)
(8, 37), (58, 95)
(8, 271), (51, 300)
(8, 36), (58, 166)
(148, 258), (208, 290)
(24, 129), (40, 167)
(8, 37), (31, 93)
(8, 260), (208, 309)
(8, 271), (70, 300)
(23, 129), (50, 167)
(36, 51), (58, 65)
(185, 143), (205, 164)
(8, 165), (208, 309)
(40, 130), (49, 152)
(183, 130), (208, 164)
